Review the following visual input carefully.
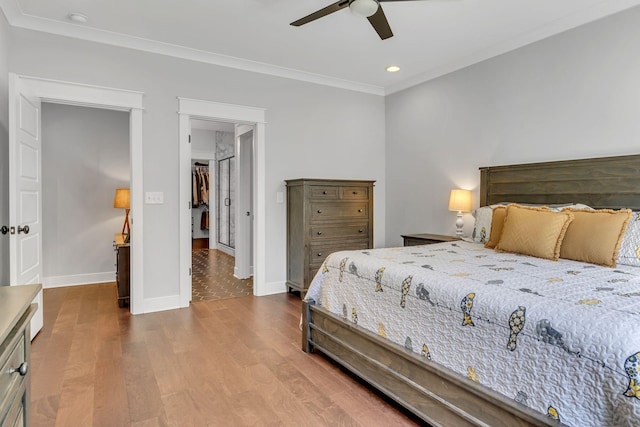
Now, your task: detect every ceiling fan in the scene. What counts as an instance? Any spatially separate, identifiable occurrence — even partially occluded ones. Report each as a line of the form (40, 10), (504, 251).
(290, 0), (425, 40)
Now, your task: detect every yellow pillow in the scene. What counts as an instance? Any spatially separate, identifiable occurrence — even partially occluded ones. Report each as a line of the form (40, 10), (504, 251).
(496, 204), (574, 261)
(560, 208), (632, 267)
(485, 206), (507, 249)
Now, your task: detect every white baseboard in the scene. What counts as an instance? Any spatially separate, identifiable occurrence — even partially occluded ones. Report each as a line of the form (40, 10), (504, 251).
(217, 244), (235, 257)
(256, 280), (287, 296)
(43, 272), (115, 289)
(142, 294), (183, 313)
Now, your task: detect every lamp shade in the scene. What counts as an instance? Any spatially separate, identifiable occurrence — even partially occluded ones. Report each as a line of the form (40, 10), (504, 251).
(448, 189), (472, 212)
(113, 188), (130, 209)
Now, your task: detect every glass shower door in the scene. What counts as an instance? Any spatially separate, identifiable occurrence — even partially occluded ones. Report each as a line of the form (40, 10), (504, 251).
(218, 156), (235, 248)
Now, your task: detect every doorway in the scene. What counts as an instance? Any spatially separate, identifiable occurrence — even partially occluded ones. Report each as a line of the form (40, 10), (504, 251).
(41, 103), (130, 290)
(189, 119), (252, 301)
(8, 74), (144, 329)
(178, 98), (267, 307)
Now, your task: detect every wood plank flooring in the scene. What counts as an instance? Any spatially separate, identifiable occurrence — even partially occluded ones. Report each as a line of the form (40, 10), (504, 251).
(31, 283), (420, 426)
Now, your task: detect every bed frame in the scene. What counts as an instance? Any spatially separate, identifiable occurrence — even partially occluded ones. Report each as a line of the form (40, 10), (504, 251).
(302, 154), (640, 426)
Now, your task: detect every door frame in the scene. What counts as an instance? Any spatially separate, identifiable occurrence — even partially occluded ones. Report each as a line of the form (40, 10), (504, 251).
(178, 97), (266, 306)
(12, 74), (145, 314)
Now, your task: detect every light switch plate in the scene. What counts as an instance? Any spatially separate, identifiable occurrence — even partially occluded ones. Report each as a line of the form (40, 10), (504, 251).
(145, 192), (164, 204)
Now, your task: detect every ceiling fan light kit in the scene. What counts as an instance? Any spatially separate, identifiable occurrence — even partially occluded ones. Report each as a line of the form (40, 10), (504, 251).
(350, 0), (379, 18)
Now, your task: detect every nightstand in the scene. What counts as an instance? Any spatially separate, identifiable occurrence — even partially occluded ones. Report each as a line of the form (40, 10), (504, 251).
(401, 233), (461, 247)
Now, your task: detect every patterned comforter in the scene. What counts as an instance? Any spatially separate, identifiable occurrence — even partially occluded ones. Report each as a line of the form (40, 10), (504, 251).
(305, 241), (640, 426)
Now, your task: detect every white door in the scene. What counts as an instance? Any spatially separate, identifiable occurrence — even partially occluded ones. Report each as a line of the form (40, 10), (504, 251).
(8, 74), (44, 339)
(235, 127), (254, 278)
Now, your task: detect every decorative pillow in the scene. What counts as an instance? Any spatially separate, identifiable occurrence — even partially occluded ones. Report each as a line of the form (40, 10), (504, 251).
(560, 208), (632, 267)
(495, 204), (574, 261)
(484, 206), (507, 249)
(472, 206), (494, 244)
(618, 211), (640, 267)
(472, 202), (578, 243)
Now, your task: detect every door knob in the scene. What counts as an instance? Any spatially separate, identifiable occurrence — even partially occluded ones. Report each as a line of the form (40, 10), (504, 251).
(0, 226), (8, 235)
(9, 362), (28, 376)
(18, 225), (29, 234)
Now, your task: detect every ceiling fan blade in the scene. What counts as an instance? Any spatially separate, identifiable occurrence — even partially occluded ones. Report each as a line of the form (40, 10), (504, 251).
(290, 1), (350, 26)
(367, 6), (394, 40)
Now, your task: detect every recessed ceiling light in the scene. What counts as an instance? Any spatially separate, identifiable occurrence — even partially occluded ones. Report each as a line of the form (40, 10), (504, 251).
(68, 13), (88, 24)
(386, 65), (400, 73)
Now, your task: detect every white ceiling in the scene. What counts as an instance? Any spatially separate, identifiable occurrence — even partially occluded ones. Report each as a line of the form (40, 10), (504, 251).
(2, 0), (639, 95)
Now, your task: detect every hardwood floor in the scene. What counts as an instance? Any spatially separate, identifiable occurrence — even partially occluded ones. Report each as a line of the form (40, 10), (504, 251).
(31, 283), (420, 426)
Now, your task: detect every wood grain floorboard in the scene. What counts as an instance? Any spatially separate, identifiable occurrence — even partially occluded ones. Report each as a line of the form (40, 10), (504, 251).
(31, 283), (420, 426)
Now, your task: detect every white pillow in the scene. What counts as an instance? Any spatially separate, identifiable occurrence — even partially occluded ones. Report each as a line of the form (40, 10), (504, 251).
(472, 205), (497, 244)
(618, 211), (640, 267)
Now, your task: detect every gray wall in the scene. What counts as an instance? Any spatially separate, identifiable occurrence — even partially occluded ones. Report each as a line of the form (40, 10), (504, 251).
(0, 11), (10, 286)
(41, 103), (129, 284)
(385, 6), (640, 247)
(8, 27), (387, 300)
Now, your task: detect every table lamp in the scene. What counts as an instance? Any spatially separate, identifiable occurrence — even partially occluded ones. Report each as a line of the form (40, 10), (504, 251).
(448, 189), (472, 237)
(113, 188), (130, 235)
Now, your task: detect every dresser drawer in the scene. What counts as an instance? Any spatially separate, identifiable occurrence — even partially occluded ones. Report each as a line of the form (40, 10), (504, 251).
(0, 335), (25, 410)
(309, 240), (370, 267)
(311, 203), (368, 220)
(2, 387), (25, 427)
(310, 186), (339, 200)
(340, 186), (369, 200)
(310, 223), (368, 240)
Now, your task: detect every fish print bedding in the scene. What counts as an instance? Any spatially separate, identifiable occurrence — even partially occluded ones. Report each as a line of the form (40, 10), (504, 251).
(304, 241), (640, 426)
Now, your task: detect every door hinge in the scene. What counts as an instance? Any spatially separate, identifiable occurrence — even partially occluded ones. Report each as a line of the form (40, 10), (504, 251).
(188, 201), (191, 209)
(188, 134), (191, 143)
(189, 267), (192, 276)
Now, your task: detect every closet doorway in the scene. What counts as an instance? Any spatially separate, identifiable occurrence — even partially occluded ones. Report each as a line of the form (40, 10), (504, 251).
(190, 119), (252, 301)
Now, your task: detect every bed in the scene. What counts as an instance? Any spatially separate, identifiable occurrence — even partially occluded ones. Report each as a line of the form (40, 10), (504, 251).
(301, 154), (640, 427)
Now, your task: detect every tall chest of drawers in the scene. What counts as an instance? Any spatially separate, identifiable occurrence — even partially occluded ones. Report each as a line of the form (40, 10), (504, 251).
(286, 179), (374, 294)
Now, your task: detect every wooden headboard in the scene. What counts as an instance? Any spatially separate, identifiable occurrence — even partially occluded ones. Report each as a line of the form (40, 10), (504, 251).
(479, 154), (640, 210)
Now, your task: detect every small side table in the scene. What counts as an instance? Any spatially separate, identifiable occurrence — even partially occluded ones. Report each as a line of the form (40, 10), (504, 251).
(401, 233), (461, 247)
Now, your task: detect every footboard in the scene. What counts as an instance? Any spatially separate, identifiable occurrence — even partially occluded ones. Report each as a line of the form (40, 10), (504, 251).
(302, 299), (558, 427)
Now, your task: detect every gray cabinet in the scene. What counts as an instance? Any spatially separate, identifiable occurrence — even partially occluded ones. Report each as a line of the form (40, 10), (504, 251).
(0, 284), (40, 427)
(286, 179), (374, 294)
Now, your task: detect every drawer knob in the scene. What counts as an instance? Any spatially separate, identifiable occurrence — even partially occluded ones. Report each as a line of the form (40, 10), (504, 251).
(322, 191), (327, 195)
(358, 209), (363, 213)
(359, 229), (364, 233)
(317, 231), (322, 235)
(317, 252), (322, 257)
(9, 362), (28, 376)
(352, 191), (358, 195)
(317, 210), (322, 214)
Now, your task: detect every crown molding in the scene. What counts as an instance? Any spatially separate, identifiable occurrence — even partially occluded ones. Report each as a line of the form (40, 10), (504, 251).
(0, 1), (385, 96)
(385, 0), (640, 95)
(4, 0), (639, 97)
